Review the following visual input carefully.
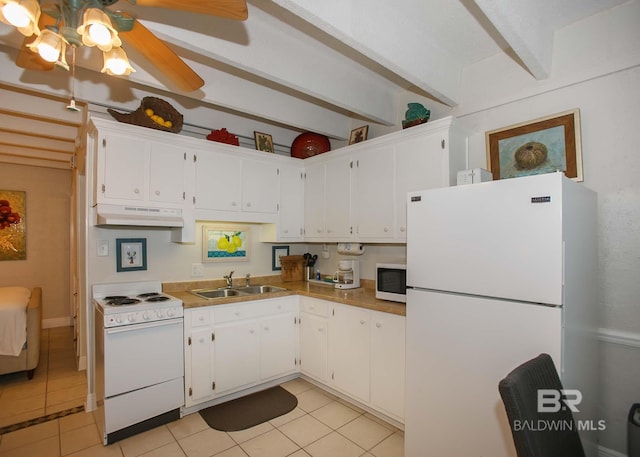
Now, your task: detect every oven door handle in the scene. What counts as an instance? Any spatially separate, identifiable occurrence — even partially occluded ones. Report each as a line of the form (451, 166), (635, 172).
(105, 318), (182, 334)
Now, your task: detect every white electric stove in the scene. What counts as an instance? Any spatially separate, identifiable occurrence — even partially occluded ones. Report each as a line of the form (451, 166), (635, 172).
(93, 281), (184, 445)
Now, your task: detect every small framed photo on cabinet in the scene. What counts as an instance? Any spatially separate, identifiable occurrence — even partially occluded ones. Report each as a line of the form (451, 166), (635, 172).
(349, 125), (369, 145)
(254, 131), (275, 153)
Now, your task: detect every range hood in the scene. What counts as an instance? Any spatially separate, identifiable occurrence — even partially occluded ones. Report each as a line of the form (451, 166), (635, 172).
(95, 204), (184, 228)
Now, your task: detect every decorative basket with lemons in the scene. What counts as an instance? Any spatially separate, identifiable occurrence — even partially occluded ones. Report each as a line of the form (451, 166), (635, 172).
(107, 96), (183, 133)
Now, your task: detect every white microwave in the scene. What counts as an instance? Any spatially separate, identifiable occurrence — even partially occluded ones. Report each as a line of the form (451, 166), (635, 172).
(375, 263), (407, 303)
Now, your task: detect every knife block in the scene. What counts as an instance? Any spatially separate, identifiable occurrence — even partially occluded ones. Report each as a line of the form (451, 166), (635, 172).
(280, 255), (304, 282)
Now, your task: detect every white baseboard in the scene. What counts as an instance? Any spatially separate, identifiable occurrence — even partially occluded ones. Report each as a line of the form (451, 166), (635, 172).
(599, 444), (627, 457)
(598, 328), (640, 348)
(42, 317), (72, 329)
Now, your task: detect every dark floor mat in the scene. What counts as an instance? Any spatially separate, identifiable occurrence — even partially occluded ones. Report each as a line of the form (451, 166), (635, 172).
(199, 386), (298, 431)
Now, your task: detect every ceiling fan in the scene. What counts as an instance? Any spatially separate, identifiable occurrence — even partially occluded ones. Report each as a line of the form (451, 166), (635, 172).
(1, 0), (248, 92)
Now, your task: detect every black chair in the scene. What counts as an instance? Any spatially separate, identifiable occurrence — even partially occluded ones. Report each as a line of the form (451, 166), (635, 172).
(498, 353), (585, 457)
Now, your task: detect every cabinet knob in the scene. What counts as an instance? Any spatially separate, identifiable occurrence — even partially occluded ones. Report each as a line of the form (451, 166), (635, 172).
(231, 201), (237, 206)
(155, 190), (160, 196)
(318, 327), (324, 333)
(376, 322), (382, 328)
(246, 202), (251, 207)
(327, 229), (333, 234)
(400, 227), (406, 233)
(360, 319), (366, 325)
(264, 326), (269, 331)
(134, 188), (140, 194)
(249, 329), (255, 334)
(283, 229), (289, 234)
(317, 229), (322, 234)
(383, 227), (389, 232)
(234, 311), (240, 316)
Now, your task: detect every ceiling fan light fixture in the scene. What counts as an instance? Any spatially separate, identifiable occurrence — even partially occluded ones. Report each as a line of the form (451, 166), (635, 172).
(55, 40), (69, 71)
(101, 46), (135, 76)
(0, 0), (40, 36)
(77, 7), (121, 52)
(27, 28), (64, 62)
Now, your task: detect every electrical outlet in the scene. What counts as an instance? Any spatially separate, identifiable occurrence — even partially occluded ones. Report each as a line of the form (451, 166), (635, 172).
(191, 263), (204, 277)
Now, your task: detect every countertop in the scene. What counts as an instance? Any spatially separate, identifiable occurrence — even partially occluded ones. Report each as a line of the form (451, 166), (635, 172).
(163, 277), (406, 316)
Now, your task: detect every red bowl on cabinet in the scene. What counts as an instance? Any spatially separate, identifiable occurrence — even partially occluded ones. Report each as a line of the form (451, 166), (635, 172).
(291, 132), (331, 159)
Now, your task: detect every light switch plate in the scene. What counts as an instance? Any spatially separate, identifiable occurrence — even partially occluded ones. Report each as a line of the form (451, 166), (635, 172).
(191, 263), (204, 277)
(97, 240), (109, 257)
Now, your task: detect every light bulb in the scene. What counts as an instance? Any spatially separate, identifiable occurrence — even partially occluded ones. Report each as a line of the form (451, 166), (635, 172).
(101, 47), (135, 76)
(3, 3), (30, 27)
(88, 23), (110, 46)
(27, 29), (62, 62)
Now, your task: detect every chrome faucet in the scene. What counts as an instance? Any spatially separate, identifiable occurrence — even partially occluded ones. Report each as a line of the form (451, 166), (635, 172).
(224, 271), (234, 288)
(245, 273), (251, 287)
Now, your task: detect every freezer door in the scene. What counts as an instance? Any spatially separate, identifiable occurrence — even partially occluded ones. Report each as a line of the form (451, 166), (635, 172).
(407, 173), (564, 305)
(404, 289), (563, 457)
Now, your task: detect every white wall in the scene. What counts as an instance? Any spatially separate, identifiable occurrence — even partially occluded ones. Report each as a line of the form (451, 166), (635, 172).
(448, 1), (640, 453)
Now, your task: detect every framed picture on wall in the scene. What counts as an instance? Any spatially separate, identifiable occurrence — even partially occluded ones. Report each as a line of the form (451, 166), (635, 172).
(272, 245), (289, 271)
(203, 225), (250, 262)
(486, 109), (583, 181)
(116, 238), (147, 272)
(0, 190), (26, 261)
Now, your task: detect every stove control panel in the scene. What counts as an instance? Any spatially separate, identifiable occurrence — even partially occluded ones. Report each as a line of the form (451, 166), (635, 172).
(103, 305), (184, 328)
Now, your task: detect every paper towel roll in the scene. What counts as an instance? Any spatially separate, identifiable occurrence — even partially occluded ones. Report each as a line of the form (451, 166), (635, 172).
(337, 243), (365, 255)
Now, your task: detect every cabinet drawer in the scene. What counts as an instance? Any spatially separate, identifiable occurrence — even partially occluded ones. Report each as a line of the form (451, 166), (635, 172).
(300, 297), (328, 316)
(214, 303), (261, 323)
(190, 308), (213, 327)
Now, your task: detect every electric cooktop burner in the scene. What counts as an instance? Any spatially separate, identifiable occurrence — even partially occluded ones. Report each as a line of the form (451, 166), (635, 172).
(105, 297), (142, 306)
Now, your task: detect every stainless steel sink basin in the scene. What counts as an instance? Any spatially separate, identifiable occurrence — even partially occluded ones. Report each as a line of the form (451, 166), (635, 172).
(191, 288), (243, 299)
(236, 285), (287, 295)
(191, 285), (287, 300)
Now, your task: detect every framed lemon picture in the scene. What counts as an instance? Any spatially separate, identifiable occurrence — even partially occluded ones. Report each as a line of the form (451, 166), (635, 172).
(203, 225), (250, 262)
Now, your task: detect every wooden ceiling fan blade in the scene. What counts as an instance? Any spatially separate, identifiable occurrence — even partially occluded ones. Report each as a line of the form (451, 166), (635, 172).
(16, 13), (57, 71)
(134, 0), (248, 20)
(120, 17), (205, 92)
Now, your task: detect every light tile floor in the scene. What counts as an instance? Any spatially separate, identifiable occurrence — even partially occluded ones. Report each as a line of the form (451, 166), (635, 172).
(0, 327), (86, 429)
(0, 328), (404, 456)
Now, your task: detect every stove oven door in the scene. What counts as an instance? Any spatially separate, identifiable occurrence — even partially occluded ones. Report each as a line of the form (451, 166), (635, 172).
(104, 318), (184, 397)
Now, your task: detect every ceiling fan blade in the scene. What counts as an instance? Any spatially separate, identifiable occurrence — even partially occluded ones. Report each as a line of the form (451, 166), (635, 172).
(134, 0), (248, 21)
(119, 17), (205, 92)
(15, 13), (56, 71)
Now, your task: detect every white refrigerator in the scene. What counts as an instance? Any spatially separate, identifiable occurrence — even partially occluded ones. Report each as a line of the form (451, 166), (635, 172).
(404, 172), (599, 457)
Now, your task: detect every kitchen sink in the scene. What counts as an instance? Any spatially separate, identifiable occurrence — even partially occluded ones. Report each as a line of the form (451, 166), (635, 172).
(190, 285), (287, 300)
(191, 288), (243, 299)
(235, 285), (287, 295)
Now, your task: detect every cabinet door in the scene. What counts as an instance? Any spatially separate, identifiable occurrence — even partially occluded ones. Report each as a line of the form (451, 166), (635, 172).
(278, 164), (305, 240)
(352, 146), (395, 240)
(185, 325), (215, 407)
(303, 161), (325, 239)
(260, 312), (298, 380)
(213, 320), (259, 394)
(370, 311), (406, 421)
(324, 156), (352, 239)
(299, 312), (328, 382)
(100, 133), (148, 202)
(148, 142), (187, 205)
(328, 304), (370, 403)
(395, 133), (446, 239)
(195, 149), (242, 212)
(242, 159), (279, 213)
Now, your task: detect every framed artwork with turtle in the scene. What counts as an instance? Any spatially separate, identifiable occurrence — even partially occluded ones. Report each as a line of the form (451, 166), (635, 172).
(485, 109), (582, 181)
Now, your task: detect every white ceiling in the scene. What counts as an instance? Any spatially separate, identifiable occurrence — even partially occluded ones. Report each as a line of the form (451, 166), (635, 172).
(0, 0), (628, 142)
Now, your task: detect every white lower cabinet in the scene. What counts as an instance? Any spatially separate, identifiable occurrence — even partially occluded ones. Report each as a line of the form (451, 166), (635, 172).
(184, 308), (215, 408)
(328, 303), (371, 404)
(184, 295), (405, 423)
(183, 296), (298, 407)
(299, 297), (329, 383)
(370, 312), (406, 422)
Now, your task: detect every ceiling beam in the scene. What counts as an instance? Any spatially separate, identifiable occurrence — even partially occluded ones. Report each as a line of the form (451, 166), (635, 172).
(269, 0), (463, 106)
(472, 0), (552, 79)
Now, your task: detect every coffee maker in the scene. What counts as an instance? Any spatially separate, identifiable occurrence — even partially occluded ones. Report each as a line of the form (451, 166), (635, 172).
(333, 260), (360, 290)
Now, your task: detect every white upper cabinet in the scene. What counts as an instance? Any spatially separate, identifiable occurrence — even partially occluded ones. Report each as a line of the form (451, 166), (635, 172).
(351, 144), (395, 240)
(303, 160), (327, 240)
(195, 147), (243, 213)
(94, 126), (189, 208)
(261, 162), (305, 242)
